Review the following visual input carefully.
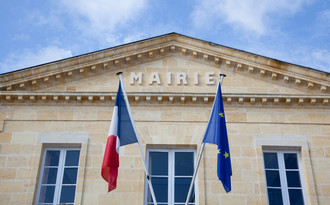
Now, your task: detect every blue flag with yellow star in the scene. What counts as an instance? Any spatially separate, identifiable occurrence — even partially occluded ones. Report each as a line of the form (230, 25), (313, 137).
(203, 82), (232, 192)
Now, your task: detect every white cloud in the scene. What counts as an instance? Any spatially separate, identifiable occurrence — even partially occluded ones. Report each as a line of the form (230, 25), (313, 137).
(230, 41), (330, 73)
(191, 0), (310, 35)
(315, 9), (330, 34)
(59, 0), (148, 37)
(103, 32), (145, 46)
(309, 49), (330, 73)
(270, 47), (330, 73)
(0, 46), (72, 74)
(11, 34), (30, 41)
(291, 49), (330, 73)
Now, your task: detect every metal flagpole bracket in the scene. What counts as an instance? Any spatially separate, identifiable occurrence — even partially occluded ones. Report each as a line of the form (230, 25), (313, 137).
(219, 74), (226, 85)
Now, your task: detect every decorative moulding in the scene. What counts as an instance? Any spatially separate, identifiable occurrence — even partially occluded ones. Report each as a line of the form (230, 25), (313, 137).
(0, 37), (328, 95)
(1, 91), (329, 108)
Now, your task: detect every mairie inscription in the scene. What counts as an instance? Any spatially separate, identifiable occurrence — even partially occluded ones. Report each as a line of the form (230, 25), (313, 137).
(130, 72), (218, 85)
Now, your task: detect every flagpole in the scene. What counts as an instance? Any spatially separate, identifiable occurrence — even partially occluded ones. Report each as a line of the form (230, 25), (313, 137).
(116, 72), (158, 205)
(185, 74), (226, 205)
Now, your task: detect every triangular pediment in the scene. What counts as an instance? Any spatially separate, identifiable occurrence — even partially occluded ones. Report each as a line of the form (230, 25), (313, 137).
(39, 56), (309, 95)
(1, 33), (329, 107)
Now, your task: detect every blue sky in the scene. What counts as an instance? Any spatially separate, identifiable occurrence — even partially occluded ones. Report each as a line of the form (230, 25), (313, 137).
(1, 0), (329, 74)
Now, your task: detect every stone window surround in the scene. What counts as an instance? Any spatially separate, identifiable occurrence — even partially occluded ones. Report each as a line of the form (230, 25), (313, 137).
(34, 132), (89, 205)
(255, 135), (318, 205)
(263, 150), (306, 204)
(35, 147), (80, 204)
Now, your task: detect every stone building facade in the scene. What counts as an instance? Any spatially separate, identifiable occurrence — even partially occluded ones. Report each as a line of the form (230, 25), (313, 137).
(0, 33), (329, 204)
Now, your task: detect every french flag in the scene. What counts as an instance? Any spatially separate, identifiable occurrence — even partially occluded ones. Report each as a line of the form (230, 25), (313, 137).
(101, 80), (138, 192)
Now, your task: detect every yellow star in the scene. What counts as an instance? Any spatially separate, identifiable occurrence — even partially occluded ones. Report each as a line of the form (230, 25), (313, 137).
(223, 152), (229, 159)
(218, 149), (221, 154)
(219, 112), (224, 117)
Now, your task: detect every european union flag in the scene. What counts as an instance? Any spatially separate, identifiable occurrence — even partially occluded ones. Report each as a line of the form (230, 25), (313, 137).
(203, 82), (232, 192)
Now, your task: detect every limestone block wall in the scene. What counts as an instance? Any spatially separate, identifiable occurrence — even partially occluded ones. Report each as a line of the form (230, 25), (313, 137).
(0, 103), (329, 204)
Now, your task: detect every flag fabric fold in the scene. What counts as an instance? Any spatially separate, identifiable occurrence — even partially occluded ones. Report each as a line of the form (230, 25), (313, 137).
(203, 81), (232, 192)
(101, 80), (138, 192)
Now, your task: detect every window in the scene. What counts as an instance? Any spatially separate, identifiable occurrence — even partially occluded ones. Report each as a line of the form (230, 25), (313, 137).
(36, 148), (80, 205)
(263, 150), (306, 205)
(145, 148), (196, 205)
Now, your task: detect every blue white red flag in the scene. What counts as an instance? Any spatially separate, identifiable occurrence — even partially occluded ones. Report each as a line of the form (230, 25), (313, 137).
(101, 80), (138, 192)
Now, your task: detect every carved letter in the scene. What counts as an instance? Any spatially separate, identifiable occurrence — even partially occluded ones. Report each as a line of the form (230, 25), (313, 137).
(194, 72), (199, 85)
(149, 72), (161, 85)
(167, 72), (172, 85)
(130, 72), (142, 85)
(177, 72), (188, 85)
(206, 72), (215, 85)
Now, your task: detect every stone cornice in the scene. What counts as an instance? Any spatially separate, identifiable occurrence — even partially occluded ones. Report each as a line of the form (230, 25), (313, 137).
(1, 91), (329, 107)
(0, 33), (329, 94)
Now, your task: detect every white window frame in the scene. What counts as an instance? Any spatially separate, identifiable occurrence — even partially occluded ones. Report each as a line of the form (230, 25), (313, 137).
(263, 150), (308, 205)
(35, 147), (80, 205)
(145, 148), (197, 205)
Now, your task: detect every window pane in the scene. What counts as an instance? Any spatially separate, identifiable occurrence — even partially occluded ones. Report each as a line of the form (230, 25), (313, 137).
(284, 153), (298, 169)
(175, 204), (195, 205)
(266, 170), (281, 187)
(62, 168), (78, 184)
(289, 189), (304, 205)
(263, 153), (278, 169)
(174, 177), (194, 203)
(267, 188), (283, 205)
(60, 186), (76, 203)
(175, 152), (194, 176)
(286, 171), (301, 187)
(38, 186), (55, 203)
(42, 168), (58, 184)
(150, 152), (168, 175)
(44, 151), (60, 166)
(65, 150), (80, 166)
(147, 204), (167, 205)
(150, 177), (168, 203)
